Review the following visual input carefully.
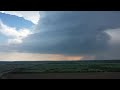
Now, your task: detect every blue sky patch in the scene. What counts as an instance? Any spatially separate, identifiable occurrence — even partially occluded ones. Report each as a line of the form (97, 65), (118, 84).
(0, 13), (34, 30)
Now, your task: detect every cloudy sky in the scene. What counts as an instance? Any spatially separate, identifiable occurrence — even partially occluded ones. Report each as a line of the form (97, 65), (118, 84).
(0, 11), (120, 61)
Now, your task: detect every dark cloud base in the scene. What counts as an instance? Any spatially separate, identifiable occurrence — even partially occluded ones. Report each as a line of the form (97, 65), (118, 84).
(11, 11), (120, 59)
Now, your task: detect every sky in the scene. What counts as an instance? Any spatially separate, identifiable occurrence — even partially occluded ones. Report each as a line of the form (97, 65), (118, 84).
(0, 11), (120, 61)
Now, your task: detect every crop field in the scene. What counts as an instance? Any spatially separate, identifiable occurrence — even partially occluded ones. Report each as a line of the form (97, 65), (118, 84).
(0, 62), (38, 78)
(1, 60), (120, 79)
(10, 60), (120, 73)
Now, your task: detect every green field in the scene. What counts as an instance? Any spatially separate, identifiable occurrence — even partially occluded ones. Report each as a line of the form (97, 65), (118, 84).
(9, 60), (120, 73)
(1, 60), (120, 77)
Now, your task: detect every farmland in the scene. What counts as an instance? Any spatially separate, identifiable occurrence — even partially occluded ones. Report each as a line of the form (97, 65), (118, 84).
(11, 60), (120, 73)
(1, 60), (120, 79)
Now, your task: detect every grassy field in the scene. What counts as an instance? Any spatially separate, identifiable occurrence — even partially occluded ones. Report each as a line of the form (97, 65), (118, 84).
(8, 60), (120, 73)
(0, 62), (38, 77)
(1, 60), (120, 79)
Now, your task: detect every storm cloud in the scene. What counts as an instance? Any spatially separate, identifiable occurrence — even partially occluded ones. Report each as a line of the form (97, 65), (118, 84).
(16, 11), (120, 59)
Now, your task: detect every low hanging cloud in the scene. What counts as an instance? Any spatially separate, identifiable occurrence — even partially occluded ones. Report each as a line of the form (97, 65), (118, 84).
(16, 11), (120, 56)
(0, 20), (32, 45)
(0, 11), (40, 24)
(95, 28), (120, 60)
(106, 28), (120, 44)
(3, 11), (120, 60)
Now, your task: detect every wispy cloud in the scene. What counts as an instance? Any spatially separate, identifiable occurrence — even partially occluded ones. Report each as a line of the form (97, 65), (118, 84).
(0, 20), (32, 44)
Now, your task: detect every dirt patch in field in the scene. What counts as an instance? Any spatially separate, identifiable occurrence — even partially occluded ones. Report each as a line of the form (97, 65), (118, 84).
(2, 72), (120, 79)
